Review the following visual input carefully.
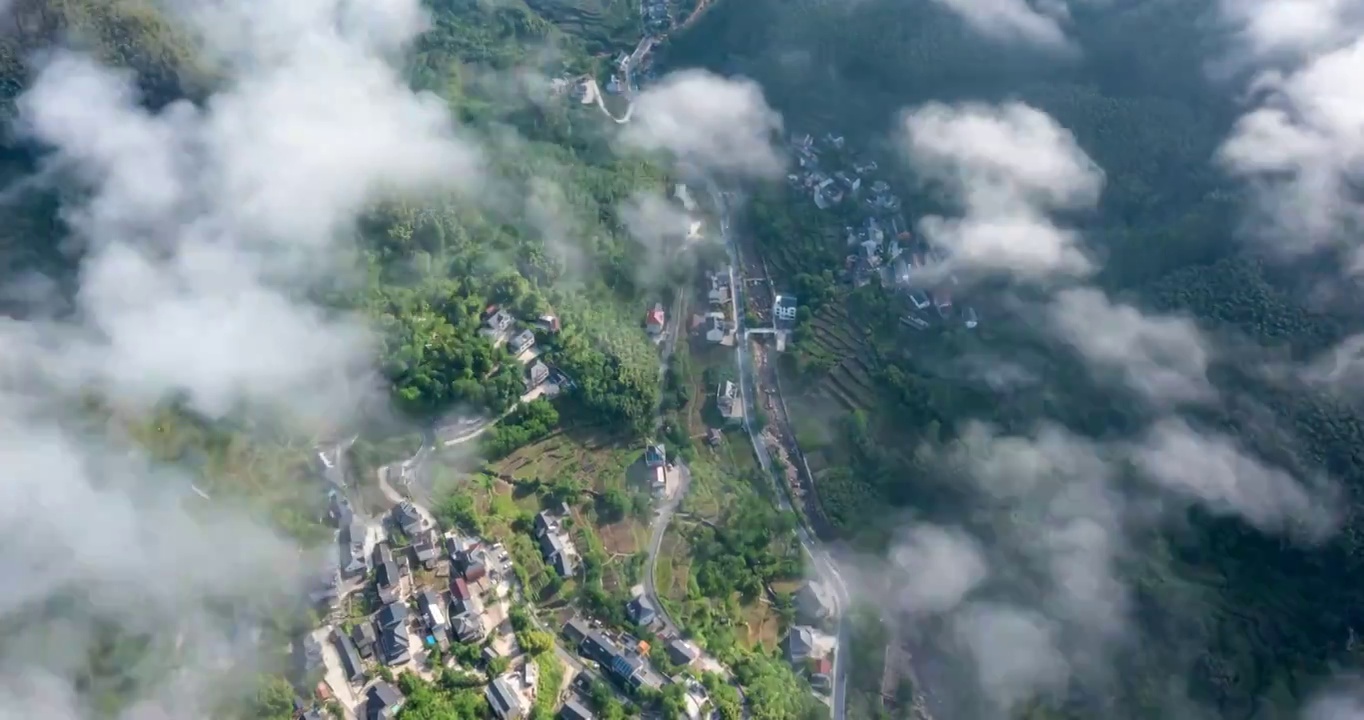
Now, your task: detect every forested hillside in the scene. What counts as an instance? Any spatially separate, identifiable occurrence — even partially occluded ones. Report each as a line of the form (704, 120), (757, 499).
(667, 1), (1364, 719)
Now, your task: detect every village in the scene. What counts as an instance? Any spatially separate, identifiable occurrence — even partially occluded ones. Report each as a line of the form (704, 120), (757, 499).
(294, 417), (845, 720)
(786, 132), (980, 332)
(293, 212), (844, 718)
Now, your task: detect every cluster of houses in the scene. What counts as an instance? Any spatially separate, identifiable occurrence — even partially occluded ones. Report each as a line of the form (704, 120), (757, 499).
(562, 617), (669, 692)
(310, 489), (522, 719)
(622, 596), (704, 672)
(785, 580), (841, 693)
(786, 132), (980, 332)
(692, 267), (735, 346)
(480, 306), (570, 394)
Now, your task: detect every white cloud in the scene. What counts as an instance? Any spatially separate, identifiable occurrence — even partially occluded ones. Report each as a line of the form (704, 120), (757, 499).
(1215, 0), (1364, 273)
(879, 410), (1345, 714)
(619, 70), (785, 178)
(900, 101), (1104, 281)
(951, 602), (1070, 714)
(1218, 0), (1364, 61)
(1046, 287), (1215, 406)
(1130, 418), (1339, 541)
(0, 0), (480, 714)
(13, 0), (478, 424)
(1302, 682), (1364, 720)
(1301, 334), (1364, 394)
(877, 424), (1127, 713)
(618, 191), (705, 286)
(929, 0), (1076, 49)
(888, 524), (988, 615)
(1217, 38), (1364, 266)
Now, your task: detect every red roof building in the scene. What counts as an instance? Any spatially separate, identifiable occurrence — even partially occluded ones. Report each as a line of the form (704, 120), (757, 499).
(646, 304), (666, 334)
(450, 577), (471, 601)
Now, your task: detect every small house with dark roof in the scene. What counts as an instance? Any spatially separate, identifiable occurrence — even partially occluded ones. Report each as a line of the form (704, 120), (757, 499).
(375, 543), (400, 604)
(413, 530), (440, 570)
(331, 629), (364, 684)
(481, 308), (516, 343)
(533, 511), (554, 538)
(509, 328), (536, 356)
(541, 532), (575, 577)
(341, 519), (368, 578)
(365, 681), (405, 720)
(486, 676), (528, 720)
(560, 698), (595, 720)
(392, 502), (423, 538)
(625, 596), (656, 626)
(580, 630), (614, 664)
(716, 381), (743, 422)
(536, 314), (561, 333)
(378, 601), (408, 630)
(380, 624), (410, 666)
(665, 638), (701, 667)
(351, 621), (377, 659)
(787, 626), (819, 664)
(564, 617), (592, 647)
(526, 360), (551, 389)
(447, 534), (482, 571)
(797, 581), (836, 623)
(452, 612), (486, 644)
(644, 443), (666, 469)
(533, 512), (577, 577)
(607, 653), (644, 688)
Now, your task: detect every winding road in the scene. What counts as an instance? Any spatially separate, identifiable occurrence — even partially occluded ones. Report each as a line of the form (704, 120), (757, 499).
(643, 462), (691, 640)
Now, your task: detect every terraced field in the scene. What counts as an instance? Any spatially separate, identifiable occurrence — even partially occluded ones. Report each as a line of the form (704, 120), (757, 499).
(522, 0), (640, 54)
(488, 430), (650, 592)
(796, 303), (881, 414)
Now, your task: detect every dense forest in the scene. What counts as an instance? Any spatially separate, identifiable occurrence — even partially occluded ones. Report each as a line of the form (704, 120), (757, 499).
(666, 1), (1364, 719)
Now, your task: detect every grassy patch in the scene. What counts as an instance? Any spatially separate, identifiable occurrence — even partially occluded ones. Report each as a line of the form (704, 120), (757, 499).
(738, 600), (783, 652)
(534, 651), (566, 717)
(495, 429), (639, 496)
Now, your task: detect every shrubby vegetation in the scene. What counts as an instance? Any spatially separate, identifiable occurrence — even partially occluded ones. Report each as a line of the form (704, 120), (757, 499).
(689, 498), (801, 602)
(483, 399), (561, 459)
(395, 669), (491, 720)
